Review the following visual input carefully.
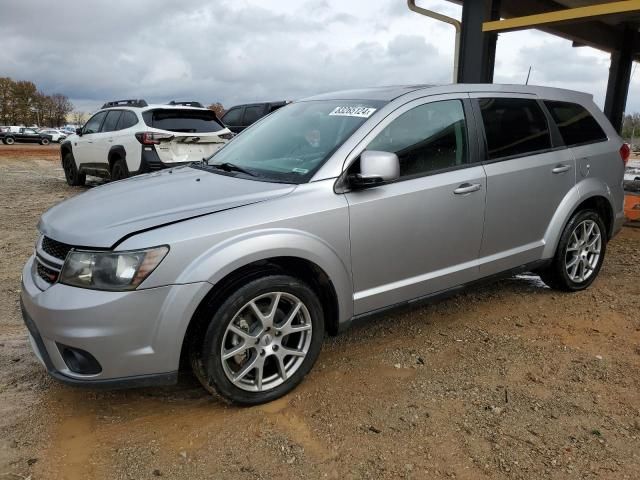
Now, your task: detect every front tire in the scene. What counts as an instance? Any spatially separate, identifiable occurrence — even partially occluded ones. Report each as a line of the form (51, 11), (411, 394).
(62, 151), (86, 186)
(4, 137), (15, 145)
(195, 275), (324, 405)
(539, 209), (607, 291)
(40, 138), (50, 145)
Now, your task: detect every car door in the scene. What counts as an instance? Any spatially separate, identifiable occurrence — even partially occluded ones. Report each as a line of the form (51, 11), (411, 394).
(73, 111), (108, 166)
(99, 110), (123, 162)
(471, 94), (576, 276)
(345, 95), (487, 315)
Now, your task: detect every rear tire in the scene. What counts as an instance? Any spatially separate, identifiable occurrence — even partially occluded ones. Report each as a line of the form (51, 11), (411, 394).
(62, 151), (86, 186)
(194, 274), (324, 405)
(110, 158), (129, 181)
(5, 137), (15, 145)
(539, 209), (607, 291)
(40, 138), (50, 145)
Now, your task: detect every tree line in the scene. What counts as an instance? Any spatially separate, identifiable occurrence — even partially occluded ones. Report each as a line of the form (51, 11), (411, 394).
(0, 77), (74, 128)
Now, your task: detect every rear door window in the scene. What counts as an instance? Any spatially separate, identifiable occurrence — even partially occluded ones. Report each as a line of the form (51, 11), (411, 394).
(478, 98), (552, 160)
(101, 110), (122, 132)
(544, 101), (607, 146)
(142, 109), (224, 133)
(242, 105), (264, 126)
(222, 107), (243, 126)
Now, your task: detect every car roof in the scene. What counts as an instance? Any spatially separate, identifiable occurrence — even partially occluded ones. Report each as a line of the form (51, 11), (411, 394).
(300, 83), (593, 103)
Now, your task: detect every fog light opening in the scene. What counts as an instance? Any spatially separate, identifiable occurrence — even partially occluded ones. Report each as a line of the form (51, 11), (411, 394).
(57, 344), (102, 375)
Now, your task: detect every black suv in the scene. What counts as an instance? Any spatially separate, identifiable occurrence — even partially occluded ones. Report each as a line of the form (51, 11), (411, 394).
(221, 101), (288, 133)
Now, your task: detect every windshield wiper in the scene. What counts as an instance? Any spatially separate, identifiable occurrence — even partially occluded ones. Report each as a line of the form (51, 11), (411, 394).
(210, 162), (256, 177)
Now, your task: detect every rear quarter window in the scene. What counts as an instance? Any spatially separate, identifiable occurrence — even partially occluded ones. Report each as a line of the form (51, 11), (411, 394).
(116, 111), (139, 130)
(544, 101), (607, 146)
(143, 109), (223, 133)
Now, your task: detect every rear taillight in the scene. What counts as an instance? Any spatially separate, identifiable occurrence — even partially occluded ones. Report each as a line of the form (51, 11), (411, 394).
(620, 143), (631, 166)
(219, 133), (234, 140)
(135, 132), (174, 145)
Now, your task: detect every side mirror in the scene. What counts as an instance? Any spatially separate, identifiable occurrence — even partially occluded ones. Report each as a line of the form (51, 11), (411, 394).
(349, 150), (400, 189)
(76, 128), (83, 136)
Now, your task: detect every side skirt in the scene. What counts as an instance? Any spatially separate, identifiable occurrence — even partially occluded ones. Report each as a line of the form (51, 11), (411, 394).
(341, 259), (551, 333)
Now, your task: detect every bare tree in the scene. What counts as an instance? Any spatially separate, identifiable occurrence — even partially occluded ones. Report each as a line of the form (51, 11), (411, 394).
(72, 111), (87, 126)
(208, 102), (225, 119)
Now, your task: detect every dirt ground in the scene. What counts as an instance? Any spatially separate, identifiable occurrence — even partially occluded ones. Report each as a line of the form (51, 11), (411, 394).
(1, 144), (639, 479)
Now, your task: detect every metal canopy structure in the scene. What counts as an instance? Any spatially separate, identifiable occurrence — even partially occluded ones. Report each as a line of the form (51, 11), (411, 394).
(439, 0), (640, 132)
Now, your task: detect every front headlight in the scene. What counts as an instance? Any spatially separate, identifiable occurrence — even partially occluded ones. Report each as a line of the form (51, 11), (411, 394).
(59, 246), (169, 291)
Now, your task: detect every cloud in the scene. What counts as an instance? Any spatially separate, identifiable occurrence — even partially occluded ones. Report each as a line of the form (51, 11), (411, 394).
(0, 0), (451, 112)
(1, 0), (638, 114)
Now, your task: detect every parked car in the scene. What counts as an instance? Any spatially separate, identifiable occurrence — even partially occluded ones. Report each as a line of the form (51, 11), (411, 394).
(1, 127), (53, 145)
(221, 101), (288, 133)
(21, 84), (625, 405)
(38, 129), (67, 143)
(60, 99), (232, 185)
(61, 126), (78, 136)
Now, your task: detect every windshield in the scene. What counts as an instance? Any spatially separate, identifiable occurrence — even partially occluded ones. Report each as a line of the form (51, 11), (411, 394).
(203, 100), (385, 183)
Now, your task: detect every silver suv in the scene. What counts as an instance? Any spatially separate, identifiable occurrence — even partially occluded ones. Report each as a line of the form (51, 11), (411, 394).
(21, 84), (626, 405)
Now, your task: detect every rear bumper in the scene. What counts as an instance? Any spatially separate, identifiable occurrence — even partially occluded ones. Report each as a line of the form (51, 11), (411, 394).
(137, 146), (187, 173)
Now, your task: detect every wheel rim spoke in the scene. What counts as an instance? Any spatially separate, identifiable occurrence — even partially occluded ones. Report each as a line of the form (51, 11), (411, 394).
(275, 354), (288, 381)
(228, 323), (256, 342)
(222, 342), (251, 360)
(232, 355), (259, 384)
(280, 347), (305, 358)
(276, 301), (302, 336)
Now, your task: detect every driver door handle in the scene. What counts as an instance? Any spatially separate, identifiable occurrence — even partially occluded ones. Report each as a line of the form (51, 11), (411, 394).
(552, 164), (571, 174)
(453, 183), (481, 195)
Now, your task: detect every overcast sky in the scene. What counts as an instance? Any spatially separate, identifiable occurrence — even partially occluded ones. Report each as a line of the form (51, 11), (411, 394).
(1, 0), (639, 114)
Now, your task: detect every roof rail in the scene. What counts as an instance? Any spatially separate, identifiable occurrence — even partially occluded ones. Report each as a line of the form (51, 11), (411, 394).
(167, 100), (205, 108)
(101, 99), (148, 109)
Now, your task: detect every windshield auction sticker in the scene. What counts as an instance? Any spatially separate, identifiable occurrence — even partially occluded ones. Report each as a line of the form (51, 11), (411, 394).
(329, 106), (377, 118)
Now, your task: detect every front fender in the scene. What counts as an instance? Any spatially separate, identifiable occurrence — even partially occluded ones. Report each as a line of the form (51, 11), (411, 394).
(177, 228), (354, 324)
(542, 178), (615, 258)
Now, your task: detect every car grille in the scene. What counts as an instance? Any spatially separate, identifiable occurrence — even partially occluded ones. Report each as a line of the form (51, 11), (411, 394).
(36, 262), (59, 283)
(33, 235), (76, 289)
(41, 236), (73, 261)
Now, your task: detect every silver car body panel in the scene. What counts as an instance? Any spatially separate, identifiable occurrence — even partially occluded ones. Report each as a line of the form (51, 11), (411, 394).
(21, 84), (625, 383)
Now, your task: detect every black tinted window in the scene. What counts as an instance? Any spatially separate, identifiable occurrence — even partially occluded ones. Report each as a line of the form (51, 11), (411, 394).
(222, 107), (242, 126)
(101, 110), (122, 132)
(142, 109), (223, 133)
(544, 101), (607, 146)
(83, 111), (108, 134)
(116, 111), (138, 130)
(367, 100), (468, 178)
(479, 98), (551, 159)
(243, 106), (264, 125)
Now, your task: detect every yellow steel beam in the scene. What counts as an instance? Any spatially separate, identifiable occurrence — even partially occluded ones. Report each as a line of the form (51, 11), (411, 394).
(483, 0), (640, 33)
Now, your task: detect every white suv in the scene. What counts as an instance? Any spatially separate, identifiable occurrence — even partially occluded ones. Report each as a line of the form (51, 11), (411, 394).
(60, 100), (232, 185)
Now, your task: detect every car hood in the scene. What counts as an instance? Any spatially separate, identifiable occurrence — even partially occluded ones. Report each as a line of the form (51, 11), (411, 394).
(39, 166), (296, 248)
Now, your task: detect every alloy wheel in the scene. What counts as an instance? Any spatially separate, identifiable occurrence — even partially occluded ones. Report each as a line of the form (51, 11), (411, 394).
(565, 219), (601, 283)
(220, 292), (312, 392)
